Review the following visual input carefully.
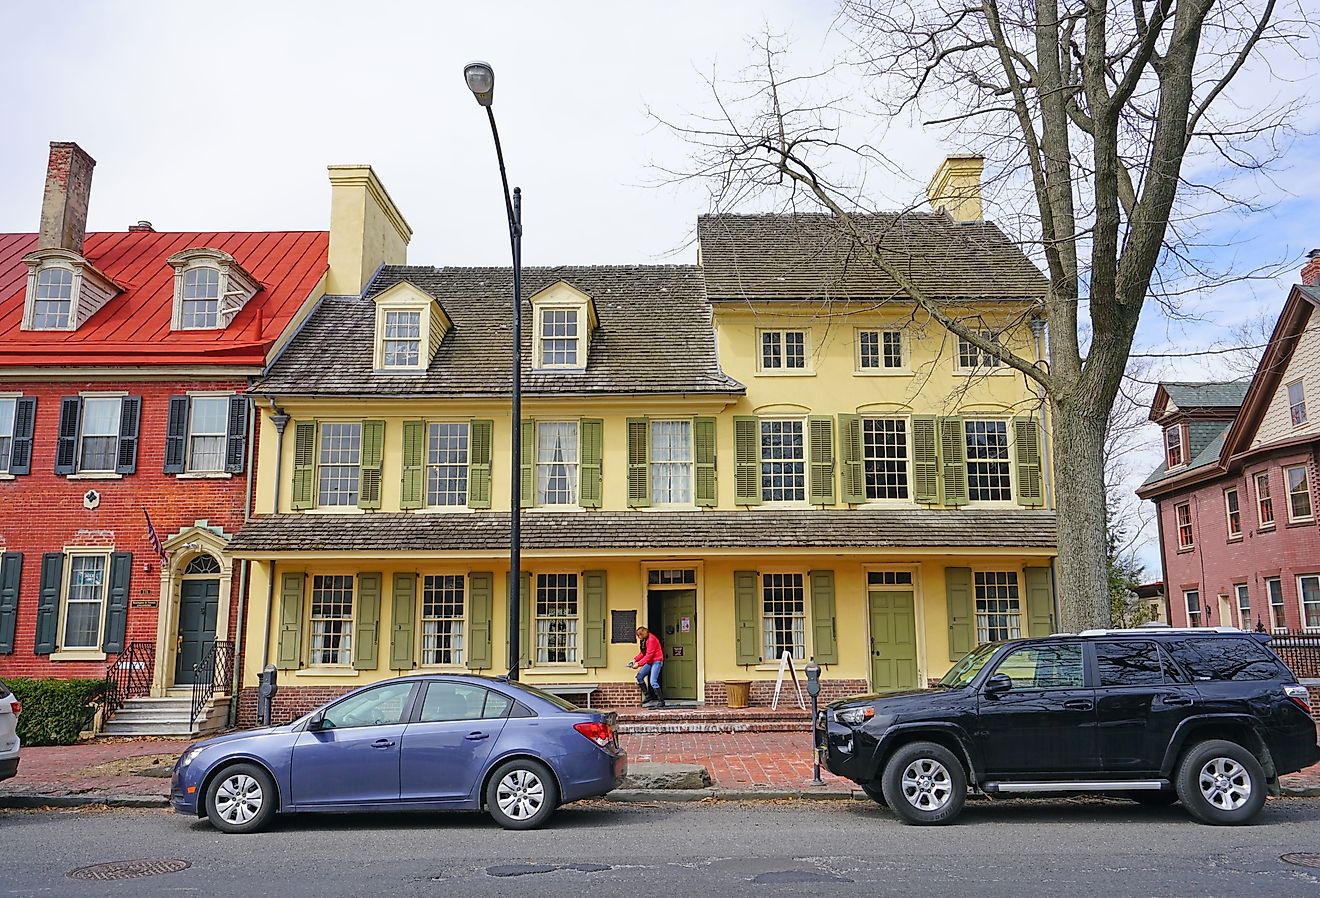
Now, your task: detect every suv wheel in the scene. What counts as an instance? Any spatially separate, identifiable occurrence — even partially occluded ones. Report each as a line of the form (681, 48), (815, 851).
(1174, 739), (1266, 826)
(881, 741), (967, 825)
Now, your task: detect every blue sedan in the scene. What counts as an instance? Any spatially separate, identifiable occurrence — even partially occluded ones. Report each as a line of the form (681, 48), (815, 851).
(171, 675), (627, 833)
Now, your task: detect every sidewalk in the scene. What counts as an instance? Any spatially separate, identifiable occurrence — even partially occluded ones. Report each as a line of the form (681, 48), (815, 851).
(1, 732), (1316, 807)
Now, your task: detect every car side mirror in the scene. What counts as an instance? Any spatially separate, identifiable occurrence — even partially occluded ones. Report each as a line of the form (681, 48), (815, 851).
(307, 710), (327, 732)
(983, 673), (1013, 697)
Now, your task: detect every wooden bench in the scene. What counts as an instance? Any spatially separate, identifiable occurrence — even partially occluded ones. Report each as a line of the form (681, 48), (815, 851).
(534, 683), (600, 709)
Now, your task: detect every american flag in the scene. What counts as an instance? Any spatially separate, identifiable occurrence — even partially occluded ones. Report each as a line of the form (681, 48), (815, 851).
(144, 509), (168, 561)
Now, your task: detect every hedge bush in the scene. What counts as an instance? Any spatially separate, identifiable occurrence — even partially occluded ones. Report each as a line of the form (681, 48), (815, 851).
(4, 678), (105, 746)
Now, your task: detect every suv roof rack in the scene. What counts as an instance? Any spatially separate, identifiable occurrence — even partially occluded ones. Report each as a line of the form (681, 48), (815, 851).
(1076, 626), (1245, 636)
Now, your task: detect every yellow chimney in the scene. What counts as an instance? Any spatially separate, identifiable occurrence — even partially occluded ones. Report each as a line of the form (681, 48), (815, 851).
(925, 154), (984, 222)
(326, 165), (412, 296)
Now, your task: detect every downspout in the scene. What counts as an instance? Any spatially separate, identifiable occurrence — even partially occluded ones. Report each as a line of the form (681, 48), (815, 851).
(227, 389), (259, 727)
(260, 400), (290, 676)
(1028, 316), (1054, 510)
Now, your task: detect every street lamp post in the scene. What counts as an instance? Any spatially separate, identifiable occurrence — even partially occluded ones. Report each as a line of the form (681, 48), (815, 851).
(464, 61), (524, 680)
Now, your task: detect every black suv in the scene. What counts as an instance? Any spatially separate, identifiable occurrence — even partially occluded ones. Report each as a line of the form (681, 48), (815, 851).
(821, 628), (1319, 826)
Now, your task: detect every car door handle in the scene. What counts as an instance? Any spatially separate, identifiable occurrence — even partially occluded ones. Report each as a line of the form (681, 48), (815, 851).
(1063, 699), (1093, 711)
(371, 738), (396, 749)
(1160, 695), (1192, 707)
(465, 732), (490, 741)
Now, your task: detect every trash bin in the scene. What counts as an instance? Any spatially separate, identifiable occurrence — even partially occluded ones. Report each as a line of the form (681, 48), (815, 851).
(725, 680), (751, 709)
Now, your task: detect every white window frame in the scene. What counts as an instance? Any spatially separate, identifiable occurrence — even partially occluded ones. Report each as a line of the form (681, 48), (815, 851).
(1224, 487), (1242, 540)
(650, 418), (694, 506)
(974, 571), (1022, 643)
(855, 328), (907, 373)
(965, 418), (1014, 503)
(533, 572), (580, 666)
(955, 330), (1003, 373)
(534, 420), (579, 507)
(1285, 464), (1314, 522)
(861, 416), (911, 502)
(177, 266), (222, 329)
(759, 417), (808, 504)
(186, 394), (230, 474)
(0, 396), (17, 474)
(1255, 471), (1275, 529)
(1235, 583), (1251, 630)
(1266, 577), (1287, 631)
(27, 263), (78, 330)
(419, 573), (466, 666)
(1165, 424), (1186, 469)
(1184, 589), (1201, 627)
(167, 249), (258, 331)
(761, 571), (807, 662)
(1288, 380), (1308, 427)
(426, 421), (470, 507)
(1299, 574), (1320, 632)
(534, 303), (587, 370)
(380, 308), (423, 369)
(59, 549), (111, 652)
(77, 396), (123, 474)
(308, 574), (355, 667)
(757, 329), (811, 374)
(317, 422), (363, 508)
(1174, 502), (1194, 550)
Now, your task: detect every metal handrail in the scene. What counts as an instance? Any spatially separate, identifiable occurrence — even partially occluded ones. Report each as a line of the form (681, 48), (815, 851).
(103, 642), (155, 718)
(191, 641), (235, 727)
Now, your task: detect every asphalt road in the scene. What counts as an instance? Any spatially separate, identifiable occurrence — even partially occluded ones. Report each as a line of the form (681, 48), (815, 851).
(4, 798), (1320, 897)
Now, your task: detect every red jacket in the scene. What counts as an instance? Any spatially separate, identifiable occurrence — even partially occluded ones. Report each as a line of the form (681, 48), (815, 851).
(633, 633), (664, 665)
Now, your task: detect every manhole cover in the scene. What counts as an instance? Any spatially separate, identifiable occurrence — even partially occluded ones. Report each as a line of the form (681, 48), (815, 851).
(1281, 853), (1320, 870)
(68, 859), (192, 881)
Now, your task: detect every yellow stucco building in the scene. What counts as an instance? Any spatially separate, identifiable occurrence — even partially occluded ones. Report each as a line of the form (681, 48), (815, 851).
(229, 158), (1058, 721)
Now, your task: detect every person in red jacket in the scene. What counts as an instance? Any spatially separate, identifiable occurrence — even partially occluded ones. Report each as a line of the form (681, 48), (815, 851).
(628, 626), (666, 708)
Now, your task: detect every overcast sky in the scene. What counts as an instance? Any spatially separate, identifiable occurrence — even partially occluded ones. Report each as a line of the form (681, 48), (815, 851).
(3, 0), (1317, 574)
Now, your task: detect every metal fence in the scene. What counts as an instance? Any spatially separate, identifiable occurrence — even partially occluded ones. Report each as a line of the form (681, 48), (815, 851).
(1269, 630), (1320, 680)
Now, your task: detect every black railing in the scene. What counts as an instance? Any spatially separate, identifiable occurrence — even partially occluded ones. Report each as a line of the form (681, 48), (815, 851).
(1270, 630), (1320, 680)
(191, 640), (235, 727)
(103, 641), (155, 718)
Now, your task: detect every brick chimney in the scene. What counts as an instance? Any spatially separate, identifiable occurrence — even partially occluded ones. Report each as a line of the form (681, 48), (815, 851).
(1302, 249), (1320, 287)
(37, 142), (96, 254)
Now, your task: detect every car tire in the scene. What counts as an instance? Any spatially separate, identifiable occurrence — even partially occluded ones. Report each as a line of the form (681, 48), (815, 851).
(1174, 739), (1267, 826)
(881, 741), (967, 826)
(486, 758), (559, 830)
(860, 782), (888, 807)
(1126, 789), (1178, 806)
(205, 762), (277, 835)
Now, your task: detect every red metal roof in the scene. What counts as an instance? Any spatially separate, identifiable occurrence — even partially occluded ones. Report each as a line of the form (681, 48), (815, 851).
(0, 230), (328, 367)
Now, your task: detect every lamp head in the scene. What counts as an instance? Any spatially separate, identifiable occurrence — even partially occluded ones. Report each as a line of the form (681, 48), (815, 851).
(464, 61), (495, 107)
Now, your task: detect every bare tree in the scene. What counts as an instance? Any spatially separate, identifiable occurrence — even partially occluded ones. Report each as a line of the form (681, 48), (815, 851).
(659, 1), (1311, 628)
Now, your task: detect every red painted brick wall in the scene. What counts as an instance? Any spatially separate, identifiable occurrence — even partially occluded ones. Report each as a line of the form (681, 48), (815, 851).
(0, 378), (252, 680)
(1156, 444), (1320, 630)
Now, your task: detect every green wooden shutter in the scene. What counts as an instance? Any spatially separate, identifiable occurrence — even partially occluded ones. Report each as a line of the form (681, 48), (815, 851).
(939, 417), (968, 506)
(733, 416), (761, 506)
(911, 415), (939, 504)
(34, 553), (62, 654)
(808, 570), (837, 664)
(224, 395), (250, 474)
(468, 419), (493, 509)
(390, 573), (416, 670)
(579, 419), (603, 508)
(945, 566), (974, 661)
(163, 396), (190, 474)
(400, 421), (426, 510)
(839, 414), (864, 505)
(626, 417), (650, 508)
(520, 420), (534, 508)
(734, 570), (760, 665)
(54, 397), (80, 475)
(467, 572), (493, 670)
(518, 571), (531, 668)
(276, 572), (305, 669)
(0, 553), (23, 654)
(102, 552), (132, 653)
(354, 572), (382, 670)
(1025, 566), (1055, 636)
(8, 397), (35, 475)
(114, 397), (142, 475)
(694, 416), (717, 507)
(582, 570), (607, 667)
(808, 415), (836, 505)
(358, 420), (385, 510)
(1013, 416), (1044, 507)
(291, 422), (317, 510)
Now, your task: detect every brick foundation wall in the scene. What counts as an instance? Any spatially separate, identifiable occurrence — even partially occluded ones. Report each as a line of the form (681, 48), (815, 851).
(1309, 683), (1320, 722)
(702, 679), (869, 707)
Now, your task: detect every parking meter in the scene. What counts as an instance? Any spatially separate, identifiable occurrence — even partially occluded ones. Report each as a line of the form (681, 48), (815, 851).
(257, 665), (278, 725)
(805, 660), (823, 784)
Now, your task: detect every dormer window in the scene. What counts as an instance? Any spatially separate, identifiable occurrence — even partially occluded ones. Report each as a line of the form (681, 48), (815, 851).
(21, 249), (121, 332)
(540, 308), (581, 367)
(370, 280), (451, 372)
(529, 281), (596, 372)
(167, 248), (259, 331)
(1164, 424), (1186, 469)
(383, 310), (422, 367)
(32, 267), (75, 328)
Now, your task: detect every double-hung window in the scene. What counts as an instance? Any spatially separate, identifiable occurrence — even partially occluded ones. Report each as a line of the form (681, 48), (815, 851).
(1224, 488), (1242, 539)
(1286, 465), (1313, 521)
(975, 572), (1021, 642)
(308, 575), (354, 666)
(535, 421), (579, 505)
(318, 423), (362, 506)
(858, 330), (904, 370)
(31, 267), (74, 329)
(79, 398), (122, 473)
(0, 398), (14, 472)
(179, 267), (221, 329)
(383, 310), (422, 368)
(760, 330), (806, 371)
(1300, 575), (1320, 630)
(55, 395), (141, 477)
(421, 575), (465, 665)
(1175, 502), (1194, 549)
(1165, 425), (1185, 469)
(1267, 577), (1287, 630)
(1255, 472), (1275, 528)
(651, 419), (693, 504)
(862, 417), (909, 500)
(957, 331), (1001, 370)
(1185, 589), (1201, 627)
(762, 573), (806, 660)
(62, 554), (107, 650)
(1288, 381), (1308, 427)
(760, 419), (806, 502)
(164, 394), (246, 476)
(427, 422), (469, 506)
(539, 308), (580, 367)
(1235, 583), (1251, 629)
(187, 397), (228, 473)
(534, 573), (578, 664)
(965, 420), (1012, 501)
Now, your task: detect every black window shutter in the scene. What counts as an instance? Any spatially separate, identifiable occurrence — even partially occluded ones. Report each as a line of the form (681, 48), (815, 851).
(34, 552), (63, 654)
(224, 395), (249, 474)
(8, 397), (36, 475)
(0, 552), (22, 654)
(163, 396), (190, 474)
(54, 397), (81, 475)
(116, 396), (142, 475)
(102, 552), (132, 653)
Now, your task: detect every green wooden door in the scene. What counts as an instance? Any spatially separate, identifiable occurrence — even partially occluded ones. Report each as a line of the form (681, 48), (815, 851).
(175, 579), (219, 685)
(659, 590), (698, 700)
(869, 589), (918, 691)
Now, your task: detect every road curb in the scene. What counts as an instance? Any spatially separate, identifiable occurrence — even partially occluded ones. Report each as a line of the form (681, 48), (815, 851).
(606, 787), (859, 803)
(0, 793), (168, 810)
(1280, 783), (1320, 798)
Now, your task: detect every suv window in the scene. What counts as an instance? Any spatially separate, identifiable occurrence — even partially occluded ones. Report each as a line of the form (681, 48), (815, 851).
(991, 644), (1084, 689)
(1095, 641), (1165, 687)
(1164, 637), (1288, 682)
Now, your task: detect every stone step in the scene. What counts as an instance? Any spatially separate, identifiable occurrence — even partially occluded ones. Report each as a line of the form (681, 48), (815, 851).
(101, 698), (228, 738)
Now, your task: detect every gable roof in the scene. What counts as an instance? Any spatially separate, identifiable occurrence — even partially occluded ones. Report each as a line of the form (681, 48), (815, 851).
(255, 265), (745, 398)
(697, 213), (1048, 302)
(1149, 381), (1250, 421)
(0, 230), (327, 367)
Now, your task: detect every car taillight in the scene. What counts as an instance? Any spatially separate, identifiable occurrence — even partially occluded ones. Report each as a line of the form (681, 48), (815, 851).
(1284, 684), (1313, 714)
(7, 700), (17, 717)
(574, 721), (613, 748)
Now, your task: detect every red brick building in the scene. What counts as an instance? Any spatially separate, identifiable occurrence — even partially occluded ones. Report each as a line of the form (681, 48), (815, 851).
(1139, 255), (1320, 632)
(0, 142), (329, 720)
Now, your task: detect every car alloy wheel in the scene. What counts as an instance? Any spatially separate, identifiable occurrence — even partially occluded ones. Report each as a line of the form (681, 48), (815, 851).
(1174, 738), (1266, 826)
(215, 773), (264, 825)
(1197, 757), (1251, 811)
(881, 741), (967, 825)
(204, 762), (277, 835)
(496, 768), (545, 821)
(900, 758), (953, 811)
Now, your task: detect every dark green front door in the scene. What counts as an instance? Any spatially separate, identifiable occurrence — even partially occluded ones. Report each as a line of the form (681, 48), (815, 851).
(175, 579), (219, 685)
(658, 590), (697, 700)
(869, 590), (918, 691)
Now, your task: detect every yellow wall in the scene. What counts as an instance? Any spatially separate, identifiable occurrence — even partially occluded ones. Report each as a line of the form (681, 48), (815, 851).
(325, 165), (412, 296)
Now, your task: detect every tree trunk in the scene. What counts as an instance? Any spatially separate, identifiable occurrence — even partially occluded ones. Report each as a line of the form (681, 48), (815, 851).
(1051, 399), (1113, 631)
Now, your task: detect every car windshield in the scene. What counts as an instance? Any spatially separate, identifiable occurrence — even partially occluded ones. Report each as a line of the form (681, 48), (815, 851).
(502, 681), (581, 712)
(938, 642), (1000, 688)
